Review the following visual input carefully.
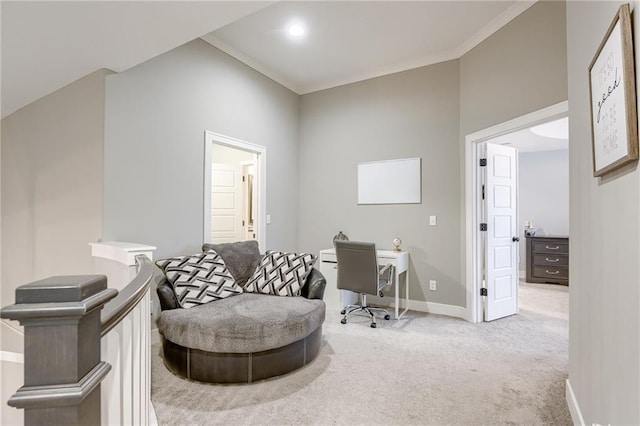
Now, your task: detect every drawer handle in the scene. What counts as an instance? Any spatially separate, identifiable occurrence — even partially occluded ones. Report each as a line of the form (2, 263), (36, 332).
(545, 245), (560, 250)
(545, 270), (560, 275)
(545, 257), (560, 263)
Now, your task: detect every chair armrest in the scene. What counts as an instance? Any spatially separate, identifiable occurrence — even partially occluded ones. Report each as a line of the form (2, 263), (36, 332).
(379, 263), (393, 275)
(379, 264), (395, 282)
(377, 264), (395, 292)
(301, 268), (327, 300)
(155, 271), (181, 311)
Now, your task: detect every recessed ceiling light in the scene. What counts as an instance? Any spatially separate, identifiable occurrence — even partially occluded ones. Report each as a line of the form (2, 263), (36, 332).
(287, 21), (306, 40)
(530, 117), (569, 139)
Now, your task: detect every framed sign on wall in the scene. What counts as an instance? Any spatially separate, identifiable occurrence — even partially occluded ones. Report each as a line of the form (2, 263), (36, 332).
(588, 3), (638, 177)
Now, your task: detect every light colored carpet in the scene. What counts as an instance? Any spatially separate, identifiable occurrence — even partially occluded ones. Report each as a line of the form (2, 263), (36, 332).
(151, 282), (570, 425)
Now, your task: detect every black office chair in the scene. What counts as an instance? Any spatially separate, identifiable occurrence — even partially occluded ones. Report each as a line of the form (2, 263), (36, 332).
(335, 240), (393, 328)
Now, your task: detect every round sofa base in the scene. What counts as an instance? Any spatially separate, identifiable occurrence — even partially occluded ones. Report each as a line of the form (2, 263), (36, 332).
(161, 326), (322, 384)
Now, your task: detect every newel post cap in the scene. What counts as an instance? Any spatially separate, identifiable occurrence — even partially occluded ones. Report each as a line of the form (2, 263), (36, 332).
(0, 275), (117, 322)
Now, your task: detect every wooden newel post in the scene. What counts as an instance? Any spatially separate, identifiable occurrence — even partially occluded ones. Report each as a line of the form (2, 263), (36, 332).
(0, 275), (117, 425)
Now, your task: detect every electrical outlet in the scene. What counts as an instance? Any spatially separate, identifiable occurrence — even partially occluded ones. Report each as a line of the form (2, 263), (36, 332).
(429, 215), (437, 226)
(429, 280), (437, 291)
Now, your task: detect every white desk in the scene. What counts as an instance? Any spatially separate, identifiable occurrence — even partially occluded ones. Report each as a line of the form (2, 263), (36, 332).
(318, 248), (409, 320)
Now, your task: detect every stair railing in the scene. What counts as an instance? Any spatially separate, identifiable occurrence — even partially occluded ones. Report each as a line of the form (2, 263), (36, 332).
(0, 253), (154, 425)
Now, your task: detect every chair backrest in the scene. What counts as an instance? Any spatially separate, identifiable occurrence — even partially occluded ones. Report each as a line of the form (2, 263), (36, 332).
(335, 240), (379, 295)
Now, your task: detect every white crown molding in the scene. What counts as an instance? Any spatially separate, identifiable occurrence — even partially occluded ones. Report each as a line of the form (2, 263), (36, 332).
(299, 51), (460, 95)
(300, 0), (536, 96)
(455, 1), (538, 57)
(203, 1), (538, 96)
(201, 34), (302, 94)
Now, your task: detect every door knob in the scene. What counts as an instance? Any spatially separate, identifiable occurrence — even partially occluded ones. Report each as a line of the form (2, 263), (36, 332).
(512, 236), (520, 242)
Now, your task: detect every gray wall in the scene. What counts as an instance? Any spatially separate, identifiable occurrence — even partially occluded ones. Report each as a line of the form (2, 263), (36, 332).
(460, 1), (568, 136)
(567, 1), (640, 423)
(1, 70), (106, 423)
(299, 61), (462, 305)
(103, 39), (300, 258)
(298, 0), (568, 308)
(1, 69), (108, 308)
(518, 149), (570, 272)
(459, 0), (568, 306)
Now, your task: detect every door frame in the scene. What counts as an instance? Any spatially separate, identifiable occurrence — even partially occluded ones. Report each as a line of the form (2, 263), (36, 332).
(204, 131), (267, 249)
(464, 101), (568, 323)
(240, 161), (257, 241)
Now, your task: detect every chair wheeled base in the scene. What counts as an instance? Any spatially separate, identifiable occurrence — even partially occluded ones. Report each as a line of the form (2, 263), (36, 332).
(340, 294), (391, 328)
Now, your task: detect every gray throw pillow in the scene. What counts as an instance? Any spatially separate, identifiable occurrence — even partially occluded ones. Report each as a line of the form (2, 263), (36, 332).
(201, 240), (262, 286)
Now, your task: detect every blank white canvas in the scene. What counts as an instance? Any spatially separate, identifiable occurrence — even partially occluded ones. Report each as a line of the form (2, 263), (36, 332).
(357, 157), (421, 204)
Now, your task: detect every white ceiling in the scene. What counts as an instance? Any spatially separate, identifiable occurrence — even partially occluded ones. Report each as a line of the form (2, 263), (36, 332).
(1, 1), (274, 118)
(202, 1), (535, 94)
(2, 1), (537, 119)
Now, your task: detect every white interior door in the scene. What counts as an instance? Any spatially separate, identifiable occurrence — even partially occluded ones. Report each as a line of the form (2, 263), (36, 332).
(484, 143), (519, 321)
(211, 163), (244, 244)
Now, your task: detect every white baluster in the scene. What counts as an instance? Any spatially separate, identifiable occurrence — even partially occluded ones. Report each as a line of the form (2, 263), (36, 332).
(91, 242), (156, 426)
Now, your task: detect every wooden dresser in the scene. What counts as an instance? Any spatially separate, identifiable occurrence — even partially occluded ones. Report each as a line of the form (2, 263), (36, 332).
(525, 236), (569, 285)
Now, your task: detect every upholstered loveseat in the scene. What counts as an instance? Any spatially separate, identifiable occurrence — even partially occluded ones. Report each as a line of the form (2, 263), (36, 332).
(155, 241), (327, 384)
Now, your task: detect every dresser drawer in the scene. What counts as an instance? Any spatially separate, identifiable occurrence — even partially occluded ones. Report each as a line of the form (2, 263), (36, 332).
(532, 254), (569, 267)
(526, 236), (569, 285)
(532, 241), (568, 254)
(532, 266), (569, 280)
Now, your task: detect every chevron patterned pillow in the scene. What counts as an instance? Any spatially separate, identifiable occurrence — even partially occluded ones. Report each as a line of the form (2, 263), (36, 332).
(245, 251), (317, 296)
(155, 251), (242, 309)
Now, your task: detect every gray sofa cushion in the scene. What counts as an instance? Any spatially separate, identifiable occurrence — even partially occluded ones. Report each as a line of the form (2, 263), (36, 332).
(202, 240), (261, 287)
(158, 293), (325, 353)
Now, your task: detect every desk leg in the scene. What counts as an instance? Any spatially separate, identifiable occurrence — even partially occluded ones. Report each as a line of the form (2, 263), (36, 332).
(400, 271), (409, 319)
(394, 270), (410, 320)
(394, 273), (399, 320)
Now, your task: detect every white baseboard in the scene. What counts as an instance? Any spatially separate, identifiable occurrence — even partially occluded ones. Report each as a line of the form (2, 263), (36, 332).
(566, 379), (585, 426)
(404, 299), (467, 319)
(368, 295), (467, 320)
(1, 351), (24, 426)
(1, 319), (23, 336)
(150, 401), (159, 426)
(1, 320), (24, 354)
(0, 351), (24, 364)
(151, 328), (160, 345)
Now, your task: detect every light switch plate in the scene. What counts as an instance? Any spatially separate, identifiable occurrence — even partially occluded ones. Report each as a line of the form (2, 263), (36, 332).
(429, 215), (437, 226)
(266, 214), (272, 224)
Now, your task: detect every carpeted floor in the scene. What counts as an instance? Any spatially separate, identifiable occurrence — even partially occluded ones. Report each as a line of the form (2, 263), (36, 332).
(151, 282), (571, 425)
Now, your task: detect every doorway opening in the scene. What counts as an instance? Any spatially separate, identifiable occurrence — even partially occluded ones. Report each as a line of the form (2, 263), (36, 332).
(465, 101), (568, 323)
(203, 131), (266, 249)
